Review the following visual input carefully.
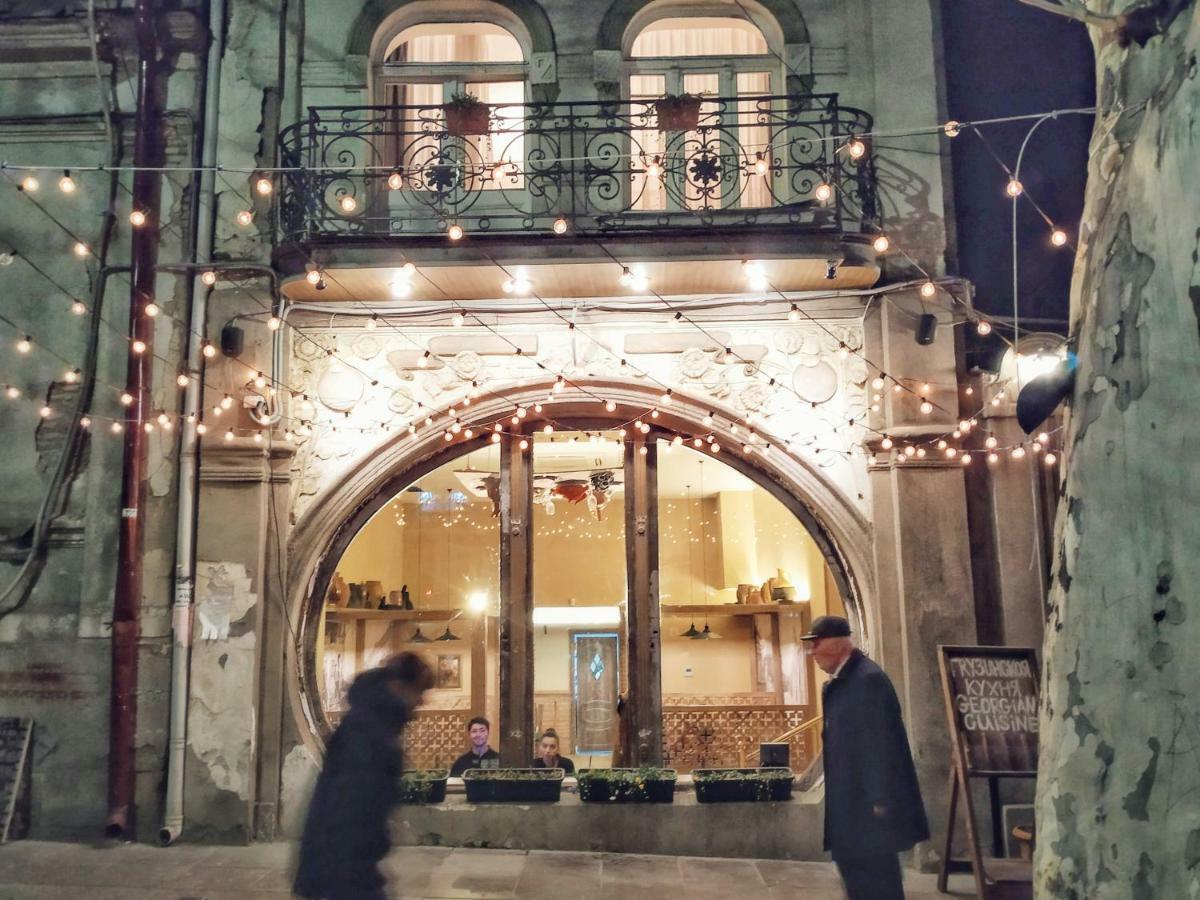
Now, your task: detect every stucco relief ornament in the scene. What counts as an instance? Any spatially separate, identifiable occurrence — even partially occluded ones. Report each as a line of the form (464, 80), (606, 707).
(294, 334), (323, 362)
(387, 386), (417, 415)
(735, 381), (771, 416)
(774, 329), (805, 355)
(676, 348), (731, 398)
(450, 350), (484, 381)
(316, 361), (364, 412)
(792, 361), (840, 405)
(351, 333), (383, 361)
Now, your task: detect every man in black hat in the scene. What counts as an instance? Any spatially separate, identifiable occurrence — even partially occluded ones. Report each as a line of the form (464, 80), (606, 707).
(803, 615), (929, 900)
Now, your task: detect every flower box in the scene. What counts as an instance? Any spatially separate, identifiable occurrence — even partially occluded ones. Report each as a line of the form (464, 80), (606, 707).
(655, 94), (703, 132)
(443, 97), (491, 137)
(577, 767), (677, 803)
(397, 768), (448, 804)
(692, 767), (794, 803)
(462, 767), (564, 803)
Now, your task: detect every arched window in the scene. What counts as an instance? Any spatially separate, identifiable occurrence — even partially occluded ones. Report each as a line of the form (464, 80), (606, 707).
(378, 21), (527, 186)
(626, 14), (781, 210)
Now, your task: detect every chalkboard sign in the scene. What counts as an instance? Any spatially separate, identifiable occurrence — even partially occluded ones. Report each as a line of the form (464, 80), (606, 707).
(939, 646), (1039, 775)
(0, 717), (32, 843)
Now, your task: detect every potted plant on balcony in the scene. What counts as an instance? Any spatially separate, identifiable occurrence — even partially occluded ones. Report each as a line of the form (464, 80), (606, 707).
(443, 92), (491, 137)
(462, 767), (564, 803)
(692, 767), (795, 803)
(397, 768), (449, 804)
(577, 766), (677, 803)
(655, 93), (703, 132)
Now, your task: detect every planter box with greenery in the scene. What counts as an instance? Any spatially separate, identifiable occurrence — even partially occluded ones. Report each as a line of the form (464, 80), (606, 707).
(397, 768), (448, 804)
(462, 767), (564, 803)
(443, 93), (491, 136)
(577, 767), (678, 803)
(655, 93), (703, 132)
(692, 767), (795, 803)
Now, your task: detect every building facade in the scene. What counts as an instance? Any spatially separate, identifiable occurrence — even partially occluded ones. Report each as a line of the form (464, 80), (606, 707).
(0, 0), (1057, 859)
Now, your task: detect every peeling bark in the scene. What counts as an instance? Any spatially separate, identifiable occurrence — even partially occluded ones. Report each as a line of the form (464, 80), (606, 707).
(1035, 3), (1200, 897)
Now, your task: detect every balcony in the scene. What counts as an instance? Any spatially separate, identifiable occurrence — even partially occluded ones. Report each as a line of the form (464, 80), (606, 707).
(275, 94), (882, 301)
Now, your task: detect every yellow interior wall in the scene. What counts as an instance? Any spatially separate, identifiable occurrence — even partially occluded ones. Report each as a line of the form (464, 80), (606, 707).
(660, 616), (754, 695)
(659, 495), (726, 605)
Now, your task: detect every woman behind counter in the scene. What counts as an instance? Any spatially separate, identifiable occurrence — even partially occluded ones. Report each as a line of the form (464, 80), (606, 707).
(531, 728), (575, 774)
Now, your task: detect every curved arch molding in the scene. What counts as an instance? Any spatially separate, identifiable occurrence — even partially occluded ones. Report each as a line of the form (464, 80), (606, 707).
(347, 0), (557, 57)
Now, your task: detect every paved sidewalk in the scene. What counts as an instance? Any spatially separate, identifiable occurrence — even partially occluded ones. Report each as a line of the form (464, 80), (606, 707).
(0, 841), (976, 899)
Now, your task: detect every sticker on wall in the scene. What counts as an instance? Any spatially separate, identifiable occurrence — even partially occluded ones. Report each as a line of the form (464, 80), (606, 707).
(791, 361), (838, 404)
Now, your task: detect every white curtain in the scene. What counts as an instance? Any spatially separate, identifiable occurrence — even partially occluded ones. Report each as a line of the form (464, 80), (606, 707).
(631, 17), (768, 58)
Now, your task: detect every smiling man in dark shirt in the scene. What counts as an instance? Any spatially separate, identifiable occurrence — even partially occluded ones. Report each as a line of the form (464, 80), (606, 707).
(449, 715), (500, 777)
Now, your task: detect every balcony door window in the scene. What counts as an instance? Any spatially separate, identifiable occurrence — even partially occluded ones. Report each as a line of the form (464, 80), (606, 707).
(379, 23), (526, 190)
(628, 17), (779, 210)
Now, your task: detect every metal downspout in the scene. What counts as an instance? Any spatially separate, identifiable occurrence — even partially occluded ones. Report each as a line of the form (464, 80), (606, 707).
(106, 0), (163, 839)
(160, 0), (226, 847)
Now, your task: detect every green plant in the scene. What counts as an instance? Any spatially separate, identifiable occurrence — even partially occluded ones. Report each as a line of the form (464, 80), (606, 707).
(445, 92), (485, 110)
(397, 768), (448, 804)
(577, 766), (677, 802)
(693, 767), (794, 802)
(463, 767), (562, 781)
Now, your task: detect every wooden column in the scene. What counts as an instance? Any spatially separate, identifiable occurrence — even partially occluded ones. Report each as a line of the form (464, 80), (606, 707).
(498, 432), (534, 764)
(470, 614), (488, 720)
(624, 436), (663, 765)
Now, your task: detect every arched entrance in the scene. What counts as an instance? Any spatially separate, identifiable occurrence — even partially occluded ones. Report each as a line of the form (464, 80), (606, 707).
(283, 380), (875, 764)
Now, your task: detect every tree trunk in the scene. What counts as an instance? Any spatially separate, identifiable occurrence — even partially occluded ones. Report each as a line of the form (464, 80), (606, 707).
(1035, 5), (1200, 897)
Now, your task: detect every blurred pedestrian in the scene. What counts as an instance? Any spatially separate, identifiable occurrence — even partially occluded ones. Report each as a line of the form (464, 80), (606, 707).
(804, 616), (929, 900)
(294, 653), (433, 900)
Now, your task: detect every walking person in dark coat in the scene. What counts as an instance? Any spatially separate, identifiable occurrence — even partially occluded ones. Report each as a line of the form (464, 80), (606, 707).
(294, 653), (434, 900)
(804, 616), (930, 900)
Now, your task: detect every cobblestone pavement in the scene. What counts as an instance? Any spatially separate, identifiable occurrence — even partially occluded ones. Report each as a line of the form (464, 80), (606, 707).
(0, 841), (978, 899)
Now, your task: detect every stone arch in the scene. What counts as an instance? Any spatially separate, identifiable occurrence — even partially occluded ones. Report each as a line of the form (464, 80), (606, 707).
(281, 378), (874, 756)
(347, 0), (556, 60)
(597, 0), (808, 56)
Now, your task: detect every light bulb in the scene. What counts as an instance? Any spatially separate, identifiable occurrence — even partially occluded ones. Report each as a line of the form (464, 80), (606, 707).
(73, 242), (89, 258)
(618, 268), (634, 287)
(255, 176), (273, 196)
(1037, 432), (1050, 445)
(946, 447), (958, 458)
(987, 451), (999, 465)
(723, 348), (735, 364)
(517, 406), (527, 419)
(176, 373), (190, 387)
(959, 420), (971, 432)
(846, 139), (866, 159)
(202, 342), (216, 359)
(872, 377), (885, 391)
(881, 436), (893, 450)
(672, 435), (683, 447)
(961, 453), (972, 465)
(702, 413), (714, 427)
(630, 274), (649, 292)
(201, 269), (219, 286)
(221, 394), (233, 410)
(111, 421), (123, 433)
(753, 153), (768, 176)
(236, 210), (253, 227)
(692, 437), (703, 448)
(4, 386), (18, 399)
(985, 435), (998, 449)
(448, 223), (464, 241)
(20, 174), (39, 192)
(552, 216), (569, 235)
(120, 392), (134, 406)
(1012, 446), (1027, 460)
(920, 281), (937, 299)
(16, 336), (32, 354)
(788, 304), (800, 322)
(1051, 229), (1068, 247)
(605, 400), (616, 412)
(62, 368), (78, 384)
(872, 234), (890, 253)
(59, 171), (76, 193)
(1005, 179), (1023, 198)
(937, 439), (948, 450)
(37, 405), (51, 419)
(814, 182), (833, 203)
(144, 303), (159, 317)
(129, 210), (146, 227)
(157, 413), (170, 427)
(80, 416), (91, 429)
(646, 157), (663, 180)
(916, 448), (927, 458)
(387, 171), (403, 190)
(131, 339), (146, 354)
(196, 422), (208, 435)
(661, 390), (672, 404)
(225, 429), (235, 442)
(519, 439), (529, 451)
(710, 442), (721, 453)
(1044, 452), (1057, 466)
(253, 372), (267, 389)
(143, 421), (154, 433)
(943, 120), (961, 138)
(491, 432), (501, 444)
(339, 195), (357, 213)
(543, 424), (554, 435)
(903, 445), (915, 457)
(919, 401), (933, 414)
(976, 319), (992, 336)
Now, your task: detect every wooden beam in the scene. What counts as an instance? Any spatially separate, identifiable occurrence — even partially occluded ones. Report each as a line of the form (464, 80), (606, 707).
(624, 435), (663, 765)
(498, 431), (534, 764)
(470, 614), (487, 720)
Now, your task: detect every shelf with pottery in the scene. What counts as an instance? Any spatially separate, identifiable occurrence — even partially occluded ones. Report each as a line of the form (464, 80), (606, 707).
(325, 607), (463, 621)
(659, 603), (802, 617)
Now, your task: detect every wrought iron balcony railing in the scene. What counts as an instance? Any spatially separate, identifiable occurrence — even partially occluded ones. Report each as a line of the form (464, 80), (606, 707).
(277, 94), (877, 242)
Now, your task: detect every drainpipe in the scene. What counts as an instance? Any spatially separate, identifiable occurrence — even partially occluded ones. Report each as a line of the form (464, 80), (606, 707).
(160, 0), (226, 846)
(107, 0), (163, 839)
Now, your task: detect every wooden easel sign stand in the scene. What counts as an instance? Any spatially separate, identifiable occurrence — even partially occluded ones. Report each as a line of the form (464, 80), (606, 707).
(937, 646), (1038, 899)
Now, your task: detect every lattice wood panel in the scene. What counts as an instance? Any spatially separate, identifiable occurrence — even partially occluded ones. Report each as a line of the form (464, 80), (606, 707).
(401, 711), (470, 770)
(662, 705), (815, 773)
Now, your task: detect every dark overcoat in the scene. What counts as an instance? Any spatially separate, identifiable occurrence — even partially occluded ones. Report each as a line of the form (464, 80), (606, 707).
(821, 649), (930, 859)
(294, 668), (409, 900)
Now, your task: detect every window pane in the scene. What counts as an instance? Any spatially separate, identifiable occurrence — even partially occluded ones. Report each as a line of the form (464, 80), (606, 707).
(630, 74), (666, 211)
(631, 17), (769, 58)
(737, 71), (773, 208)
(386, 22), (523, 63)
(466, 81), (525, 189)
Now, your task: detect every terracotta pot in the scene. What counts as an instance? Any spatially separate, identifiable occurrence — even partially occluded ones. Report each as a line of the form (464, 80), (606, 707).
(327, 573), (348, 608)
(656, 96), (702, 132)
(444, 103), (490, 136)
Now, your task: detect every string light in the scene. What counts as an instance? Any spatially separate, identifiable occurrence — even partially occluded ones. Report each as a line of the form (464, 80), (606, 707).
(814, 182), (833, 203)
(919, 401), (933, 414)
(63, 368), (80, 384)
(16, 336), (32, 354)
(1044, 452), (1057, 465)
(196, 423), (208, 435)
(976, 319), (992, 336)
(451, 311), (465, 327)
(943, 120), (961, 138)
(552, 216), (569, 235)
(1005, 179), (1023, 198)
(201, 270), (217, 286)
(225, 428), (235, 442)
(4, 386), (19, 399)
(254, 175), (273, 196)
(448, 223), (464, 241)
(1012, 446), (1027, 460)
(387, 170), (404, 190)
(753, 152), (768, 176)
(144, 302), (159, 317)
(58, 170), (76, 193)
(131, 339), (146, 354)
(646, 157), (663, 180)
(20, 174), (39, 192)
(987, 451), (999, 465)
(120, 392), (134, 406)
(1037, 432), (1050, 445)
(129, 210), (147, 227)
(872, 234), (890, 253)
(338, 195), (357, 213)
(846, 138), (867, 159)
(1051, 229), (1068, 247)
(236, 210), (253, 227)
(80, 416), (91, 429)
(788, 303), (800, 322)
(73, 241), (89, 258)
(202, 341), (216, 359)
(220, 394), (233, 410)
(881, 436), (893, 450)
(961, 453), (972, 465)
(605, 400), (616, 412)
(518, 439), (529, 451)
(111, 422), (123, 434)
(919, 281), (937, 299)
(268, 315), (282, 331)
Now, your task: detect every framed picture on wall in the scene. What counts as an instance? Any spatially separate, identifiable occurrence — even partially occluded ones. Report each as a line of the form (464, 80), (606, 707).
(436, 654), (462, 690)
